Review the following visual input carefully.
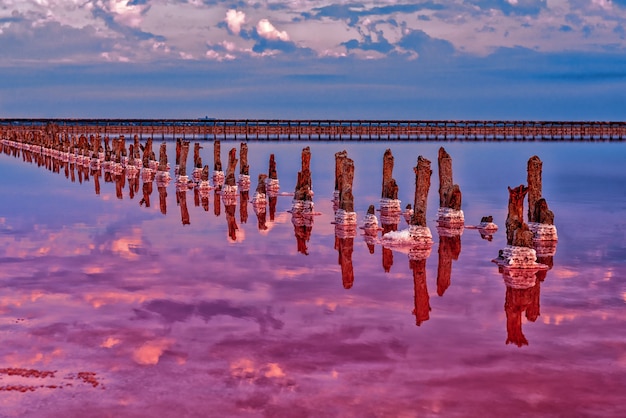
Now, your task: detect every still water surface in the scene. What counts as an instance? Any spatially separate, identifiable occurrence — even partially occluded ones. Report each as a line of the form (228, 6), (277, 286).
(0, 140), (625, 417)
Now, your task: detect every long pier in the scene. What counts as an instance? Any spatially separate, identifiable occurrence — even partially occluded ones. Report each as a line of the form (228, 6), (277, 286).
(1, 119), (625, 140)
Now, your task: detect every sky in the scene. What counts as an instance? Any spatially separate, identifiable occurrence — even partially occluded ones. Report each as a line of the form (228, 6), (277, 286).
(1, 0), (626, 119)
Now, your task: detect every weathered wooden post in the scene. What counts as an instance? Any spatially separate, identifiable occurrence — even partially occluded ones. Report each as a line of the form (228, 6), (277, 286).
(505, 185), (530, 246)
(409, 156), (433, 244)
(238, 142), (250, 189)
(362, 204), (379, 254)
(176, 140), (190, 186)
(252, 173), (268, 231)
(527, 156), (558, 242)
(332, 151), (357, 288)
(335, 154), (356, 223)
(437, 147), (464, 227)
(527, 155), (542, 223)
(380, 148), (400, 211)
(213, 139), (224, 187)
(333, 150), (347, 210)
(291, 147), (315, 254)
(192, 142), (203, 182)
(224, 148), (238, 190)
(155, 142), (170, 184)
(292, 146), (314, 212)
(493, 184), (548, 277)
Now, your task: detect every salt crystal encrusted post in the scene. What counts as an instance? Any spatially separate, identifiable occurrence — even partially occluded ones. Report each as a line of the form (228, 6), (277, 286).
(192, 142), (203, 182)
(334, 153), (357, 226)
(238, 142), (250, 190)
(292, 147), (315, 254)
(222, 147), (238, 202)
(437, 147), (464, 228)
(494, 184), (547, 271)
(380, 148), (401, 214)
(292, 146), (314, 213)
(526, 155), (558, 242)
(156, 142), (171, 184)
(334, 151), (357, 287)
(213, 139), (224, 188)
(333, 150), (348, 211)
(176, 140), (190, 188)
(252, 173), (268, 231)
(409, 155), (433, 244)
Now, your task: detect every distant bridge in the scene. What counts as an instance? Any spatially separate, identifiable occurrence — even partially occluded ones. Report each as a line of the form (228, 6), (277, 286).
(1, 119), (625, 140)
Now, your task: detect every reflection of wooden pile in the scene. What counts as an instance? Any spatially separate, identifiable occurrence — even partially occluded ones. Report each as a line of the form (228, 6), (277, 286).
(504, 276), (541, 347)
(410, 258), (430, 326)
(436, 232), (461, 296)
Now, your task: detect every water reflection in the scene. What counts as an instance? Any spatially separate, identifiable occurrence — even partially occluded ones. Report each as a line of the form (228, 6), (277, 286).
(5, 130), (626, 418)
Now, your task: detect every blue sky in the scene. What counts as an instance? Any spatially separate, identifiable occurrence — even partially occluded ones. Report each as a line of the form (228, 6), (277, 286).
(1, 0), (626, 120)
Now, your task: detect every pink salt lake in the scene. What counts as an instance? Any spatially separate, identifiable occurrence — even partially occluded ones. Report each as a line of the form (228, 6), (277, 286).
(0, 140), (624, 417)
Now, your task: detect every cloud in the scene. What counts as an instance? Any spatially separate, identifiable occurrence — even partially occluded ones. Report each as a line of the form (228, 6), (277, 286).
(0, 19), (113, 63)
(225, 9), (246, 35)
(397, 29), (456, 60)
(464, 0), (547, 16)
(97, 0), (151, 28)
(256, 18), (290, 42)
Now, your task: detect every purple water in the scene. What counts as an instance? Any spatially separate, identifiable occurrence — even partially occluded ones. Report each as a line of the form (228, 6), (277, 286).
(0, 140), (625, 417)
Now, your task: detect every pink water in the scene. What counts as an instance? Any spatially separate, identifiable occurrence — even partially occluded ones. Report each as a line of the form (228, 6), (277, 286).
(0, 141), (624, 417)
